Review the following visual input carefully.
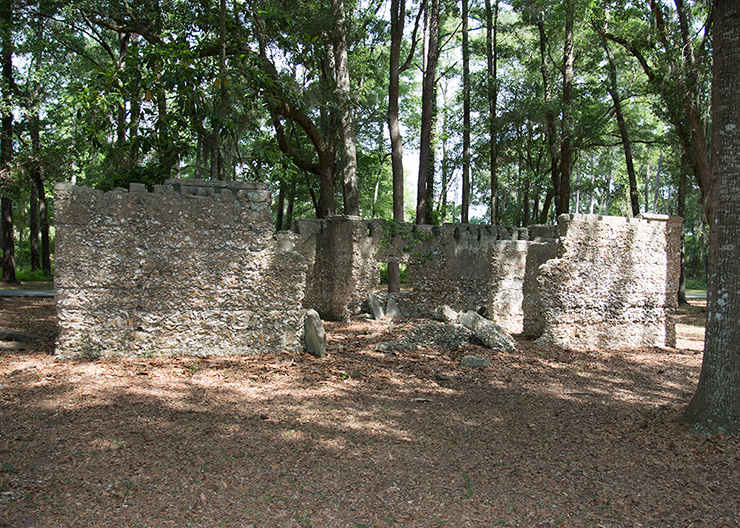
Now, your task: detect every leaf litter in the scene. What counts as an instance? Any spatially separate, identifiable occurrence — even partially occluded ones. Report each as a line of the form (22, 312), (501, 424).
(0, 297), (738, 527)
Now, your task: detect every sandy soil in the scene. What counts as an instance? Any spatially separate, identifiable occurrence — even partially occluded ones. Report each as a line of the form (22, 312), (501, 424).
(1, 296), (738, 528)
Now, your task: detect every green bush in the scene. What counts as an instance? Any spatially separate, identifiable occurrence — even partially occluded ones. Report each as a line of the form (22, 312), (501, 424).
(685, 277), (707, 292)
(378, 262), (408, 285)
(15, 267), (53, 282)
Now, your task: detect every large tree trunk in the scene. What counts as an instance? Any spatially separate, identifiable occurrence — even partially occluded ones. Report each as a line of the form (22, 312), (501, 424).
(600, 31), (639, 217)
(214, 0), (228, 181)
(387, 0), (405, 293)
(558, 0), (574, 215)
(461, 0), (471, 224)
(29, 176), (39, 270)
(485, 0), (499, 224)
(537, 20), (559, 222)
(677, 152), (689, 305)
(333, 0), (359, 216)
(683, 0), (740, 434)
(415, 0), (439, 225)
(387, 0), (424, 290)
(0, 0), (14, 283)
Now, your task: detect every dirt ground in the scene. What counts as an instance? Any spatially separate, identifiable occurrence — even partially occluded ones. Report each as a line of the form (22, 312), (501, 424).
(1, 296), (738, 528)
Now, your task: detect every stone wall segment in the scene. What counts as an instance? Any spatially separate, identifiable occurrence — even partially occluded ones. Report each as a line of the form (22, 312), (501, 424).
(54, 179), (306, 359)
(534, 213), (683, 349)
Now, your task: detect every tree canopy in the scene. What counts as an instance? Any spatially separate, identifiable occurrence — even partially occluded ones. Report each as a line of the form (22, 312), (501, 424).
(1, 0), (714, 285)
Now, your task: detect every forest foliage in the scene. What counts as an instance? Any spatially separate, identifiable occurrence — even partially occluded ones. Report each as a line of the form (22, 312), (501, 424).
(0, 0), (712, 283)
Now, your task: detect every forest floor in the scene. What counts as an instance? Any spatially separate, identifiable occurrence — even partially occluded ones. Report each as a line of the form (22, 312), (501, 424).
(1, 296), (738, 528)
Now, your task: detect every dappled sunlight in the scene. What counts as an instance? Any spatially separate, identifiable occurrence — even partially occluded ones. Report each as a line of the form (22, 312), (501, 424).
(3, 300), (738, 528)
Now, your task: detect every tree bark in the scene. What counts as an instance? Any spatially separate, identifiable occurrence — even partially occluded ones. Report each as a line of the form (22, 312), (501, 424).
(387, 0), (405, 294)
(461, 0), (471, 224)
(559, 0), (574, 216)
(215, 0), (227, 181)
(0, 0), (14, 283)
(683, 0), (740, 434)
(485, 0), (499, 225)
(600, 31), (639, 217)
(387, 0), (422, 292)
(333, 0), (359, 216)
(415, 0), (439, 225)
(388, 0), (405, 226)
(537, 19), (559, 222)
(29, 175), (39, 270)
(677, 151), (688, 305)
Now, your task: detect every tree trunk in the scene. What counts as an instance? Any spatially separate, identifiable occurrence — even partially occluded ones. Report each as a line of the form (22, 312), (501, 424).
(276, 178), (286, 231)
(461, 0), (471, 224)
(537, 20), (559, 221)
(485, 0), (499, 224)
(0, 0), (14, 283)
(677, 152), (688, 305)
(425, 81), (437, 223)
(29, 111), (42, 272)
(559, 0), (574, 215)
(286, 173), (296, 228)
(684, 0), (740, 434)
(215, 0), (228, 181)
(29, 176), (39, 270)
(644, 161), (650, 213)
(600, 32), (639, 216)
(416, 0), (439, 225)
(333, 0), (359, 216)
(653, 150), (663, 213)
(387, 0), (405, 295)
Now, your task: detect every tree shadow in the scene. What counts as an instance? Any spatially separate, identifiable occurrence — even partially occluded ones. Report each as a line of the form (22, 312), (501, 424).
(1, 324), (737, 528)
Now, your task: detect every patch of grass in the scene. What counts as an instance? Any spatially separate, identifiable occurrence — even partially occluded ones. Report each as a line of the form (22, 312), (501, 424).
(686, 277), (707, 291)
(1, 462), (17, 474)
(463, 472), (474, 499)
(15, 267), (53, 282)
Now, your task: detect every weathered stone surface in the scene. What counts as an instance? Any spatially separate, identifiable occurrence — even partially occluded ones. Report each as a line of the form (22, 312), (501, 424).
(375, 323), (476, 352)
(522, 240), (559, 336)
(487, 240), (530, 333)
(534, 213), (682, 349)
(304, 309), (326, 358)
(460, 355), (492, 368)
(54, 180), (305, 359)
(367, 292), (384, 320)
(297, 217), (382, 321)
(295, 219), (525, 321)
(434, 305), (459, 323)
(457, 311), (516, 353)
(386, 297), (403, 318)
(405, 224), (526, 316)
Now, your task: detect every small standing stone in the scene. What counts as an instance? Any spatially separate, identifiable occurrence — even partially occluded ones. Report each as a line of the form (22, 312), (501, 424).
(304, 309), (327, 358)
(386, 297), (403, 319)
(367, 292), (384, 320)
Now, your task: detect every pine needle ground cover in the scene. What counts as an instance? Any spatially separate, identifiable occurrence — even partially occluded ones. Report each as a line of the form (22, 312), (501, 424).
(1, 297), (737, 528)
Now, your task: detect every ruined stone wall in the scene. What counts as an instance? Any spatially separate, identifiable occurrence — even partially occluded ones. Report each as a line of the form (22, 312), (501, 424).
(54, 179), (307, 359)
(406, 224), (527, 317)
(532, 213), (683, 348)
(293, 217), (383, 321)
(295, 219), (526, 320)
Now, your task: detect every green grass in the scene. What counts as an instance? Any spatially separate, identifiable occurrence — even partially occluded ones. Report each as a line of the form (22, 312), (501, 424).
(15, 267), (53, 282)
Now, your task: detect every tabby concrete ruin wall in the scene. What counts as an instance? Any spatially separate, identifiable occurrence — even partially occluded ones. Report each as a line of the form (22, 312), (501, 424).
(54, 180), (682, 357)
(294, 218), (527, 320)
(292, 217), (384, 321)
(54, 179), (307, 359)
(405, 223), (527, 317)
(295, 214), (682, 350)
(531, 213), (683, 348)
